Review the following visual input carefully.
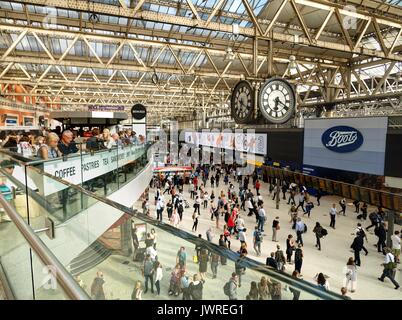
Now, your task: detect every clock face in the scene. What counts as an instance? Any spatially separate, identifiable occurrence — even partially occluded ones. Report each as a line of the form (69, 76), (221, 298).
(231, 80), (254, 124)
(259, 78), (296, 124)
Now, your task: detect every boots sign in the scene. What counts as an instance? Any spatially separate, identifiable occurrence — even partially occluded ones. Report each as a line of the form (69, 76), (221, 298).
(321, 126), (364, 153)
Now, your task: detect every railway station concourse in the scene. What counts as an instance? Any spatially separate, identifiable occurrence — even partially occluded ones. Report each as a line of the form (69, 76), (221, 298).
(0, 0), (401, 302)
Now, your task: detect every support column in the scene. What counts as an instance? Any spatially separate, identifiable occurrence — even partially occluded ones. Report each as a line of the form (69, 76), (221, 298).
(386, 211), (395, 248)
(120, 217), (132, 257)
(253, 30), (258, 77)
(267, 39), (273, 78)
(346, 66), (352, 99)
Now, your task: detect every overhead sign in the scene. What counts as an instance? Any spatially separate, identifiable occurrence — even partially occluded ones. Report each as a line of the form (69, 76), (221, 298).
(131, 104), (147, 120)
(88, 106), (124, 111)
(184, 131), (267, 155)
(321, 126), (364, 153)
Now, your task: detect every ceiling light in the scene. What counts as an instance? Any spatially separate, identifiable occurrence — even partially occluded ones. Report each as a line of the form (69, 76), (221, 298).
(289, 55), (297, 69)
(224, 47), (235, 62)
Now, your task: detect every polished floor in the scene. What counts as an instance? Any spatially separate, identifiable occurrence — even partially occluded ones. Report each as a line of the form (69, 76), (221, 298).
(139, 175), (401, 300)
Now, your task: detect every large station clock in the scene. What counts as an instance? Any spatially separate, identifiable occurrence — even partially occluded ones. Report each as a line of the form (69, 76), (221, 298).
(231, 80), (254, 124)
(258, 77), (296, 124)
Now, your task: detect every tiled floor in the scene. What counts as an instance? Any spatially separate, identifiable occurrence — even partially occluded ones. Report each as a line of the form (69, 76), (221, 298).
(137, 175), (401, 300)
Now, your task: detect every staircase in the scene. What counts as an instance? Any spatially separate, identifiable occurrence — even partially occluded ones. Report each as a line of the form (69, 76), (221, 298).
(68, 241), (112, 277)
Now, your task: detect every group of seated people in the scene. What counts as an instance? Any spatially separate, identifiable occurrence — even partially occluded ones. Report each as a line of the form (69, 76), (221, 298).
(0, 127), (145, 160)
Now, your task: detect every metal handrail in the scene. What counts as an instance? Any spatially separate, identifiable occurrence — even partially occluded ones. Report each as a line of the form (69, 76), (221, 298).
(0, 193), (90, 300)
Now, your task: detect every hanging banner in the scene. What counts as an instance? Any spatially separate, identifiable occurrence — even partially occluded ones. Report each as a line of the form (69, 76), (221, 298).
(184, 131), (267, 155)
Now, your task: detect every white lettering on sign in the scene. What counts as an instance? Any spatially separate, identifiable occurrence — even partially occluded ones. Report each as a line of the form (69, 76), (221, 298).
(43, 145), (146, 196)
(325, 131), (358, 148)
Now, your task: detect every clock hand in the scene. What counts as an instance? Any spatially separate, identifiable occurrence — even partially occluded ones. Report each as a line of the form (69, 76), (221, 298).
(277, 99), (287, 107)
(273, 97), (279, 111)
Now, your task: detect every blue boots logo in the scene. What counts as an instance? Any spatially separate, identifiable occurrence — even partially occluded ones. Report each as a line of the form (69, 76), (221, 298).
(321, 126), (364, 153)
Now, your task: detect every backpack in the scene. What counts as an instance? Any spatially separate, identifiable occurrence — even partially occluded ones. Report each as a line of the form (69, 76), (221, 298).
(223, 281), (231, 296)
(255, 231), (262, 242)
(321, 228), (328, 236)
(304, 224), (308, 233)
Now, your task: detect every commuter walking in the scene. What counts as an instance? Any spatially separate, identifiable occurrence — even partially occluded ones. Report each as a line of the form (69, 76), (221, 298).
(366, 209), (381, 231)
(274, 245), (286, 271)
(257, 205), (266, 233)
(344, 258), (357, 293)
(355, 223), (369, 256)
(294, 244), (303, 275)
(154, 261), (163, 296)
(329, 204), (337, 229)
(287, 188), (296, 206)
(304, 200), (314, 218)
(316, 273), (330, 291)
(131, 281), (143, 300)
(391, 231), (401, 263)
(353, 200), (360, 213)
(235, 254), (246, 288)
(246, 281), (259, 300)
(192, 211), (199, 232)
(193, 196), (201, 216)
(266, 252), (278, 269)
(272, 216), (280, 242)
(316, 188), (322, 206)
(295, 218), (305, 246)
(281, 182), (288, 200)
(210, 252), (220, 279)
(376, 222), (387, 254)
(313, 222), (325, 251)
(224, 273), (238, 300)
(286, 234), (296, 263)
(189, 274), (205, 300)
(296, 192), (306, 213)
(350, 234), (364, 266)
(156, 196), (164, 222)
(90, 271), (106, 300)
(378, 248), (400, 289)
(253, 226), (263, 256)
(143, 254), (155, 294)
(166, 199), (173, 220)
(339, 198), (347, 216)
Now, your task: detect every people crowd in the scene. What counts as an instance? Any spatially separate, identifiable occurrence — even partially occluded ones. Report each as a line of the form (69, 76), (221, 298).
(0, 126), (145, 160)
(123, 162), (401, 300)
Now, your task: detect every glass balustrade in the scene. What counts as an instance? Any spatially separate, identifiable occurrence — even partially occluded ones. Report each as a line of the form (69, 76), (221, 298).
(0, 143), (344, 300)
(0, 144), (151, 227)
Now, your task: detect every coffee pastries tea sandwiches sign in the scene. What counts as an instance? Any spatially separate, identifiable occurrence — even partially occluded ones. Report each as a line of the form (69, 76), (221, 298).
(259, 77), (296, 124)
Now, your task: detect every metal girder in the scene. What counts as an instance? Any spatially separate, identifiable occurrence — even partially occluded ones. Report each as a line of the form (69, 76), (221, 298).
(8, 0), (402, 61)
(0, 7), (350, 66)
